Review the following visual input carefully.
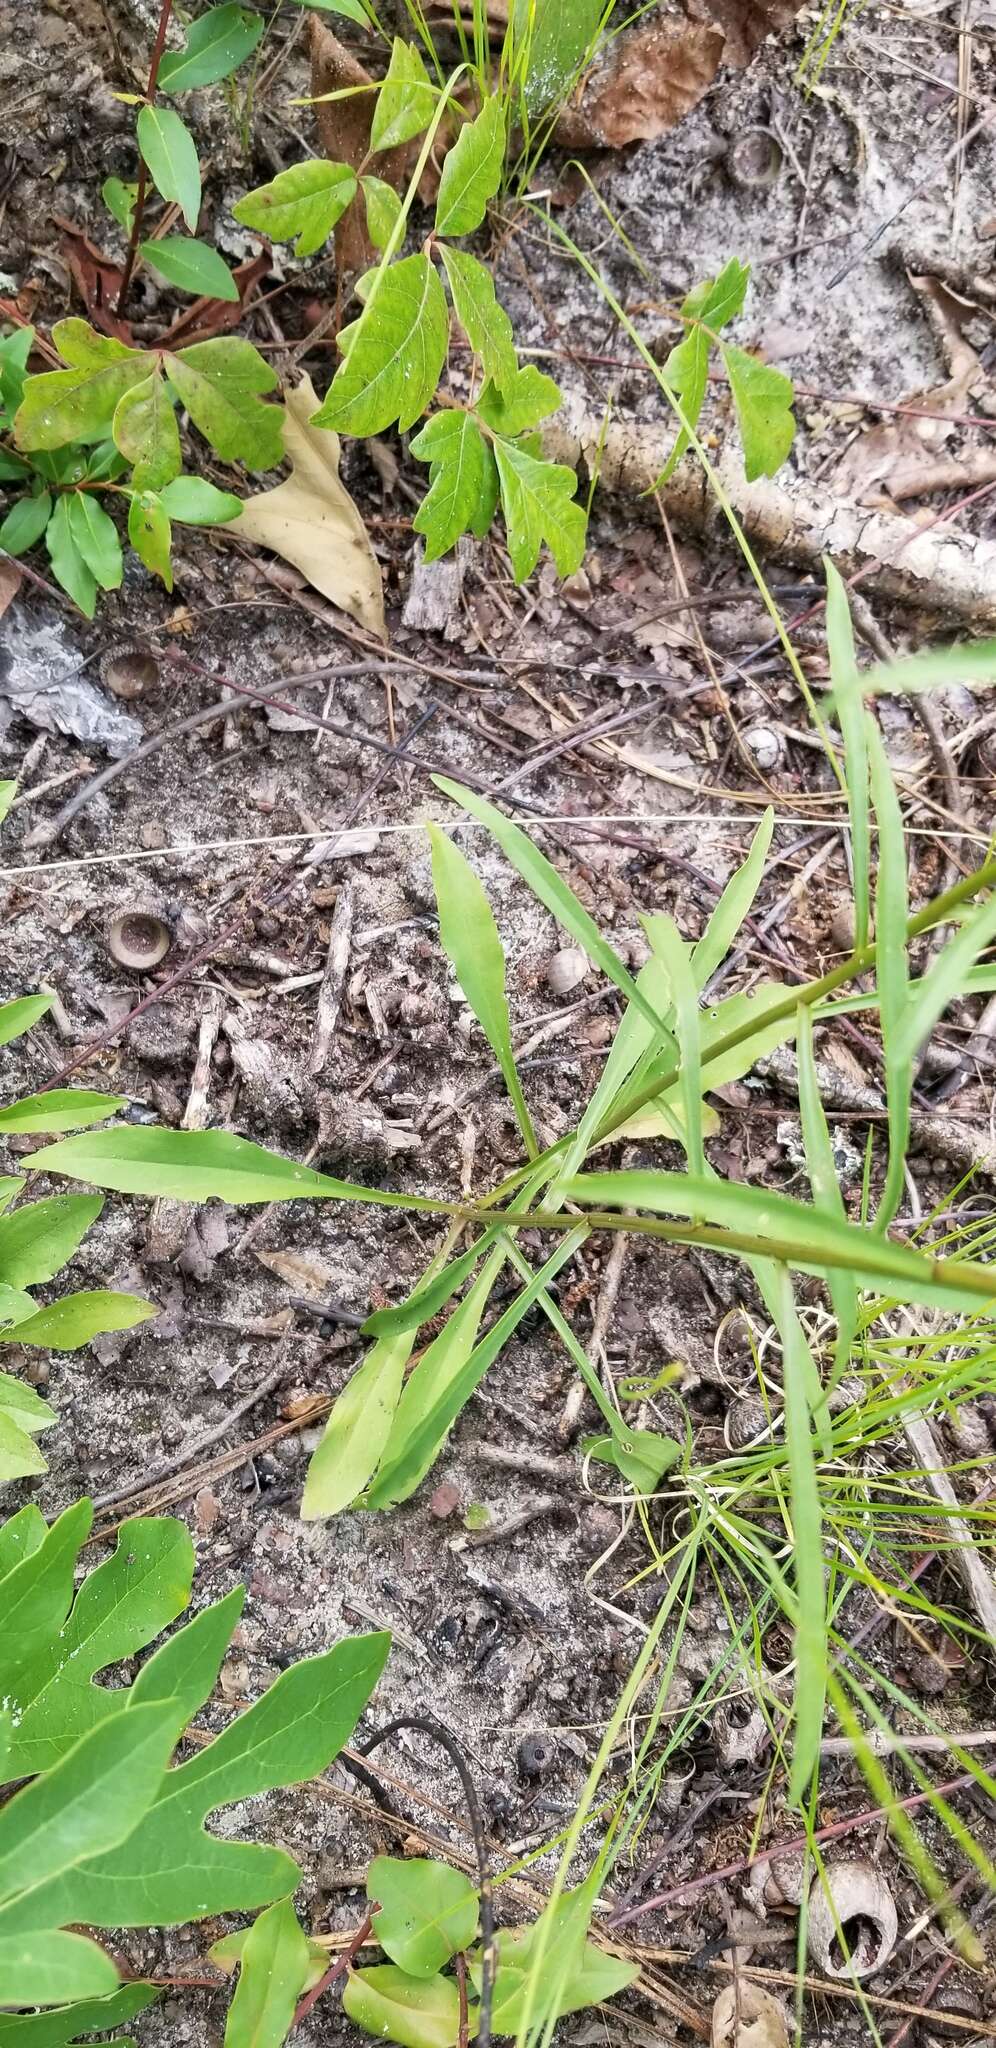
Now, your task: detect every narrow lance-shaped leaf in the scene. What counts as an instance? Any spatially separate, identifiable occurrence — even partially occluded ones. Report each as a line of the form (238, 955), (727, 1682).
(0, 1983), (159, 2046)
(0, 1194), (103, 1289)
(301, 1329), (414, 1520)
(6, 1290), (158, 1354)
(796, 1006), (857, 1394)
(640, 915), (704, 1172)
(0, 993), (52, 1046)
(46, 496), (97, 617)
(221, 1896), (313, 2048)
(362, 1249), (506, 1510)
(66, 493), (123, 591)
(0, 1091), (124, 1137)
(690, 805), (775, 988)
(867, 717), (910, 1233)
(768, 1263), (827, 1806)
(428, 822), (537, 1155)
(136, 105), (201, 230)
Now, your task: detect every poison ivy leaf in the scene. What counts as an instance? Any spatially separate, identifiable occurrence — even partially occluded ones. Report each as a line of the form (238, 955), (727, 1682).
(4, 1290), (158, 1354)
(0, 490), (53, 555)
(361, 174), (402, 251)
(427, 824), (533, 1145)
(438, 246), (515, 392)
(221, 1896), (313, 2048)
(136, 105), (202, 231)
(311, 254), (449, 437)
(343, 1965), (463, 2048)
(159, 4), (265, 91)
(369, 1857), (479, 1978)
(657, 257), (749, 480)
(301, 1329), (413, 1519)
(410, 411), (498, 559)
(102, 176), (139, 233)
(46, 495), (97, 615)
(435, 96), (505, 236)
(0, 994), (52, 1046)
(112, 369), (182, 492)
(370, 37), (435, 153)
(158, 475), (242, 523)
(233, 160), (358, 259)
(0, 1194), (103, 1289)
(475, 363), (561, 436)
(0, 1984), (160, 2046)
(140, 237), (239, 302)
(14, 325), (152, 450)
(164, 336), (283, 467)
(128, 490), (173, 590)
(65, 493), (123, 591)
(0, 1498), (92, 1689)
(492, 439), (586, 581)
(0, 1516), (192, 1778)
(722, 342), (795, 481)
(3, 1632), (390, 1930)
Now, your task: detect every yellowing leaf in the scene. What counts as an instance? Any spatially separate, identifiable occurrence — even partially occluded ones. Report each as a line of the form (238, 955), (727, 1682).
(228, 376), (384, 637)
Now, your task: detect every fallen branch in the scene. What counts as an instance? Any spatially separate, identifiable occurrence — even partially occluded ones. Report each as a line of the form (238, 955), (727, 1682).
(546, 398), (996, 627)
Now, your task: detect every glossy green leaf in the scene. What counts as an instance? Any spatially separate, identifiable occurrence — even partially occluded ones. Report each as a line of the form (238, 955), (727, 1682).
(222, 1896), (312, 2048)
(5, 1290), (158, 1354)
(0, 1516), (192, 1778)
(233, 160), (358, 258)
(438, 245), (515, 392)
(158, 474), (243, 523)
(361, 174), (402, 251)
(312, 254), (449, 437)
(0, 1985), (159, 2045)
(369, 1857), (479, 1978)
(128, 490), (173, 590)
(475, 363), (560, 436)
(0, 1194), (102, 1289)
(159, 4), (265, 92)
(493, 438), (586, 581)
(510, 0), (603, 114)
(411, 411), (498, 559)
(0, 1285), (42, 1333)
(15, 325), (153, 450)
(0, 1503), (46, 1582)
(102, 176), (139, 232)
(31, 1126), (371, 1203)
(301, 1330), (413, 1519)
(0, 994), (52, 1047)
(370, 38), (435, 153)
(113, 367), (182, 491)
(5, 1632), (390, 1930)
(164, 337), (283, 468)
(343, 1965), (463, 2048)
(140, 237), (239, 302)
(0, 1930), (120, 2008)
(65, 493), (123, 590)
(0, 1374), (55, 1437)
(136, 105), (202, 230)
(722, 341), (795, 481)
(0, 1700), (179, 1912)
(0, 1499), (92, 1690)
(0, 490), (52, 555)
(658, 258), (748, 480)
(0, 1376), (56, 1484)
(428, 824), (535, 1151)
(46, 496), (97, 616)
(471, 1917), (638, 2035)
(435, 96), (505, 236)
(129, 1586), (244, 1725)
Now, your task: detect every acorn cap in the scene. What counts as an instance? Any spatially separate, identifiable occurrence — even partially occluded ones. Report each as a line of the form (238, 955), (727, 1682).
(726, 128), (783, 190)
(107, 909), (172, 971)
(101, 647), (160, 700)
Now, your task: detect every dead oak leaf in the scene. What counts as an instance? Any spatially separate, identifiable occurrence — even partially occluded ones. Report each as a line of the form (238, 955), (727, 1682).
(227, 374), (385, 639)
(686, 0), (805, 66)
(556, 21), (726, 147)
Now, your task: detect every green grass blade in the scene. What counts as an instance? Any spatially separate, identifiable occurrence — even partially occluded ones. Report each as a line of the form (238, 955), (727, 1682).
(641, 915), (703, 1174)
(361, 1232), (497, 1337)
(691, 806), (774, 986)
(867, 719), (910, 1232)
(896, 883), (996, 1067)
(844, 637), (996, 702)
(824, 559), (870, 951)
(300, 1331), (413, 1520)
(797, 1006), (857, 1389)
(428, 823), (538, 1158)
(769, 1266), (827, 1805)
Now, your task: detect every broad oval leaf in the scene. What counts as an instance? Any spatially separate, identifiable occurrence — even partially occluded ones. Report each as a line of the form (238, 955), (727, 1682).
(343, 1965), (464, 2048)
(435, 96), (505, 236)
(136, 105), (202, 231)
(311, 255), (448, 437)
(221, 1896), (312, 2048)
(361, 174), (402, 251)
(0, 1930), (121, 2008)
(139, 237), (239, 302)
(0, 1194), (103, 1290)
(722, 341), (795, 481)
(102, 175), (139, 232)
(0, 490), (52, 556)
(0, 994), (52, 1048)
(113, 369), (182, 492)
(233, 160), (358, 259)
(159, 4), (265, 91)
(6, 1290), (158, 1353)
(158, 475), (242, 523)
(369, 1857), (479, 1978)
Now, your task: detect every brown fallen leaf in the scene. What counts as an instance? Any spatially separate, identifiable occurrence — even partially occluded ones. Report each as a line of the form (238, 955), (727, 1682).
(310, 18), (425, 274)
(711, 1982), (791, 2048)
(55, 217), (130, 342)
(226, 374), (385, 638)
(0, 559), (23, 620)
(157, 252), (271, 350)
(686, 0), (805, 66)
(557, 18), (724, 146)
(255, 1247), (334, 1296)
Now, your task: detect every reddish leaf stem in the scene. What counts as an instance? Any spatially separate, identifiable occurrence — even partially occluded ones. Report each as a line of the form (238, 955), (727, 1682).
(291, 1907), (376, 2029)
(116, 0), (177, 316)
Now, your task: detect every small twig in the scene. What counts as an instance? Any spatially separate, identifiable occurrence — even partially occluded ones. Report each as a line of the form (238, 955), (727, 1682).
(450, 1494), (561, 1551)
(291, 1907), (376, 2029)
(465, 1442), (574, 1483)
(309, 879), (354, 1077)
(560, 1220), (632, 1441)
(455, 1951), (469, 2048)
(900, 1411), (996, 1643)
(116, 0), (176, 314)
(147, 985), (223, 1261)
(359, 1716), (494, 2048)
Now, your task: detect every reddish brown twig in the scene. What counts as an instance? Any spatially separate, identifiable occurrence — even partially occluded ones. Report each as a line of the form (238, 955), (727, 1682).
(455, 1951), (470, 2048)
(291, 1908), (376, 2029)
(116, 0), (177, 315)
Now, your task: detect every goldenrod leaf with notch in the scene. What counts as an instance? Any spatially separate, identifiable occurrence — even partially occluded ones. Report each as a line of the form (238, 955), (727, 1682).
(411, 411), (499, 559)
(438, 245), (516, 393)
(311, 254), (449, 437)
(233, 160), (358, 259)
(435, 95), (505, 236)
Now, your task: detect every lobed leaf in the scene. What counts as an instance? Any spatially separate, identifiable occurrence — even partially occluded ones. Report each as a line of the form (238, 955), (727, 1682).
(475, 363), (560, 436)
(438, 246), (516, 393)
(492, 439), (586, 581)
(411, 411), (498, 559)
(0, 1499), (92, 1690)
(311, 254), (449, 437)
(233, 160), (358, 259)
(164, 336), (283, 468)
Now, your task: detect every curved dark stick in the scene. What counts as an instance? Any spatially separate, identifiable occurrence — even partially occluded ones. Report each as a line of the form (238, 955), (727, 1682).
(359, 1714), (494, 2048)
